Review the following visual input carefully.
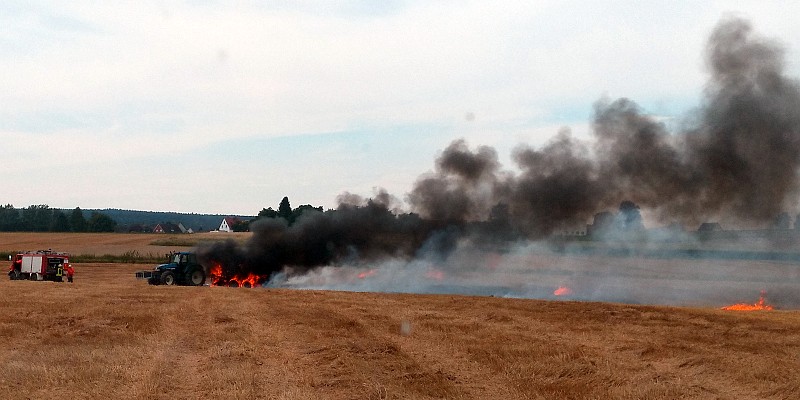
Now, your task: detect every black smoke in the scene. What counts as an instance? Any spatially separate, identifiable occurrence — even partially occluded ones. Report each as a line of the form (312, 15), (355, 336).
(197, 195), (459, 280)
(201, 17), (800, 281)
(412, 17), (800, 233)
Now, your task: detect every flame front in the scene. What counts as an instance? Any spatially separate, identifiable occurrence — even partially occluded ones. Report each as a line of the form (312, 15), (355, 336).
(209, 263), (267, 288)
(554, 286), (572, 296)
(722, 291), (774, 311)
(425, 269), (445, 281)
(358, 269), (377, 279)
(210, 264), (224, 285)
(228, 273), (261, 288)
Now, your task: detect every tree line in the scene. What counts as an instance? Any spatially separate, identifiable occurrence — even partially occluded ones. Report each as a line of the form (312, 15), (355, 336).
(0, 197), (325, 233)
(0, 205), (117, 232)
(227, 197), (325, 232)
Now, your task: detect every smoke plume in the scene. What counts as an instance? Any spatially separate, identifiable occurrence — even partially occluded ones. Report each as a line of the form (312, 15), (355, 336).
(199, 17), (800, 303)
(411, 17), (800, 232)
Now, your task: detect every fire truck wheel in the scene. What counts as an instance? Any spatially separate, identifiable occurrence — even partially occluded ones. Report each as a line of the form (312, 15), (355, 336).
(160, 271), (176, 286)
(185, 269), (205, 286)
(9, 270), (20, 280)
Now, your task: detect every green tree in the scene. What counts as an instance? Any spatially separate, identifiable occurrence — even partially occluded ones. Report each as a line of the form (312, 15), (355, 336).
(278, 197), (292, 222)
(21, 205), (53, 232)
(49, 210), (71, 232)
(291, 204), (323, 223)
(87, 212), (117, 232)
(70, 207), (87, 232)
(0, 204), (20, 231)
(617, 201), (644, 232)
(258, 207), (278, 219)
(232, 220), (250, 232)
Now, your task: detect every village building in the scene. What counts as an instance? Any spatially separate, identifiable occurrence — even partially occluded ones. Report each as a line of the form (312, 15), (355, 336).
(218, 217), (241, 232)
(153, 222), (190, 234)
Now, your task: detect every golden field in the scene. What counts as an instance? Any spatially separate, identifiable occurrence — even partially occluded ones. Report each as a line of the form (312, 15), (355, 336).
(0, 232), (251, 258)
(1, 233), (800, 399)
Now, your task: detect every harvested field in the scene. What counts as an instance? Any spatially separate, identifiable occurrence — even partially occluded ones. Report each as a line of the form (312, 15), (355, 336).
(2, 262), (800, 399)
(0, 232), (251, 258)
(2, 234), (800, 398)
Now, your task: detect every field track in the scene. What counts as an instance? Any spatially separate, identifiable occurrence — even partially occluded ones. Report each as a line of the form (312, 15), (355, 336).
(1, 262), (800, 399)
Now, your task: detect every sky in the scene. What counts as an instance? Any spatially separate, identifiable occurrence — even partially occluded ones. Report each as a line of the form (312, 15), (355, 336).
(2, 1), (800, 215)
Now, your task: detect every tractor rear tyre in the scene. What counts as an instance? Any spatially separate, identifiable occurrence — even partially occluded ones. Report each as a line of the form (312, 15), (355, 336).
(185, 269), (206, 286)
(160, 271), (176, 286)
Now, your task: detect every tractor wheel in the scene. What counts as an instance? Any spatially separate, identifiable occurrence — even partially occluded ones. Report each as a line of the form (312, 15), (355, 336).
(185, 269), (206, 286)
(160, 271), (176, 286)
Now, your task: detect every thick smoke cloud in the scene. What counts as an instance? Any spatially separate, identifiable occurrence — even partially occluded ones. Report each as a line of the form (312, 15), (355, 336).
(198, 196), (456, 279)
(202, 17), (800, 284)
(411, 17), (800, 232)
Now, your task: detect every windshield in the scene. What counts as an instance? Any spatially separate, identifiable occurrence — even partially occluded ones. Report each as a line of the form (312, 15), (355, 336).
(172, 253), (189, 264)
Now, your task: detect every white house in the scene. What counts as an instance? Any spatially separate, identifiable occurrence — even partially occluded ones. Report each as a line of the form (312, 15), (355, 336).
(218, 217), (241, 232)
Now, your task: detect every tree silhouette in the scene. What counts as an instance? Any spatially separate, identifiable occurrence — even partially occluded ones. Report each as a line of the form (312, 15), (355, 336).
(617, 200), (644, 232)
(87, 212), (117, 232)
(50, 210), (71, 232)
(70, 207), (87, 232)
(278, 197), (292, 221)
(258, 207), (278, 219)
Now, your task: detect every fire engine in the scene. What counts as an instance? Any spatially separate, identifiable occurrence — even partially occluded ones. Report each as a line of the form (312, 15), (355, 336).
(7, 250), (71, 282)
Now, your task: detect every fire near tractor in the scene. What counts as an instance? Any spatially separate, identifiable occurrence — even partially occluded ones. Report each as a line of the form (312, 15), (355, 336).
(135, 251), (206, 286)
(8, 250), (71, 282)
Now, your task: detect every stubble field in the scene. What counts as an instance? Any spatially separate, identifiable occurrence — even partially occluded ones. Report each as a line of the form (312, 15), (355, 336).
(1, 233), (800, 399)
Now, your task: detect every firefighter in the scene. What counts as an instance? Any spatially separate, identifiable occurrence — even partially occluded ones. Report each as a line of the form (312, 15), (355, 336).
(65, 264), (75, 283)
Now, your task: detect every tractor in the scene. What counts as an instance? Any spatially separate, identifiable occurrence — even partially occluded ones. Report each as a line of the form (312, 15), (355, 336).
(135, 251), (206, 286)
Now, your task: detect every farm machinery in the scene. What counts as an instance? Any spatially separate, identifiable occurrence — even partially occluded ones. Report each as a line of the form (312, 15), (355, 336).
(135, 251), (206, 286)
(135, 251), (269, 287)
(8, 250), (72, 282)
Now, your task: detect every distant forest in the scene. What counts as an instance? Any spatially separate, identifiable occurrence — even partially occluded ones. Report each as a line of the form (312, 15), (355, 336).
(94, 209), (255, 232)
(0, 196), (328, 233)
(0, 204), (254, 233)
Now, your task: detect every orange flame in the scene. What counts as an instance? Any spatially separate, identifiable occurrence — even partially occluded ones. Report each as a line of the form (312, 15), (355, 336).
(227, 273), (259, 288)
(209, 263), (267, 288)
(358, 269), (377, 279)
(425, 269), (445, 281)
(554, 286), (572, 296)
(721, 291), (774, 311)
(210, 264), (224, 285)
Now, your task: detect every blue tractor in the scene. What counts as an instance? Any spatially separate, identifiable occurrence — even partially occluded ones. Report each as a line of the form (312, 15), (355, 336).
(135, 251), (206, 286)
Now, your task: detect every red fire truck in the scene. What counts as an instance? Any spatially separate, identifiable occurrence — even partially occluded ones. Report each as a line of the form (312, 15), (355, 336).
(7, 250), (71, 282)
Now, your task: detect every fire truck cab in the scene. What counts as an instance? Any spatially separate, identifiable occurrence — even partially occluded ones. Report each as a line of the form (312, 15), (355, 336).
(8, 250), (71, 282)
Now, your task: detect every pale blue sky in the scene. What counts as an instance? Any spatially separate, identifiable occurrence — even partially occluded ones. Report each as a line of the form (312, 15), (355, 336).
(2, 1), (799, 214)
